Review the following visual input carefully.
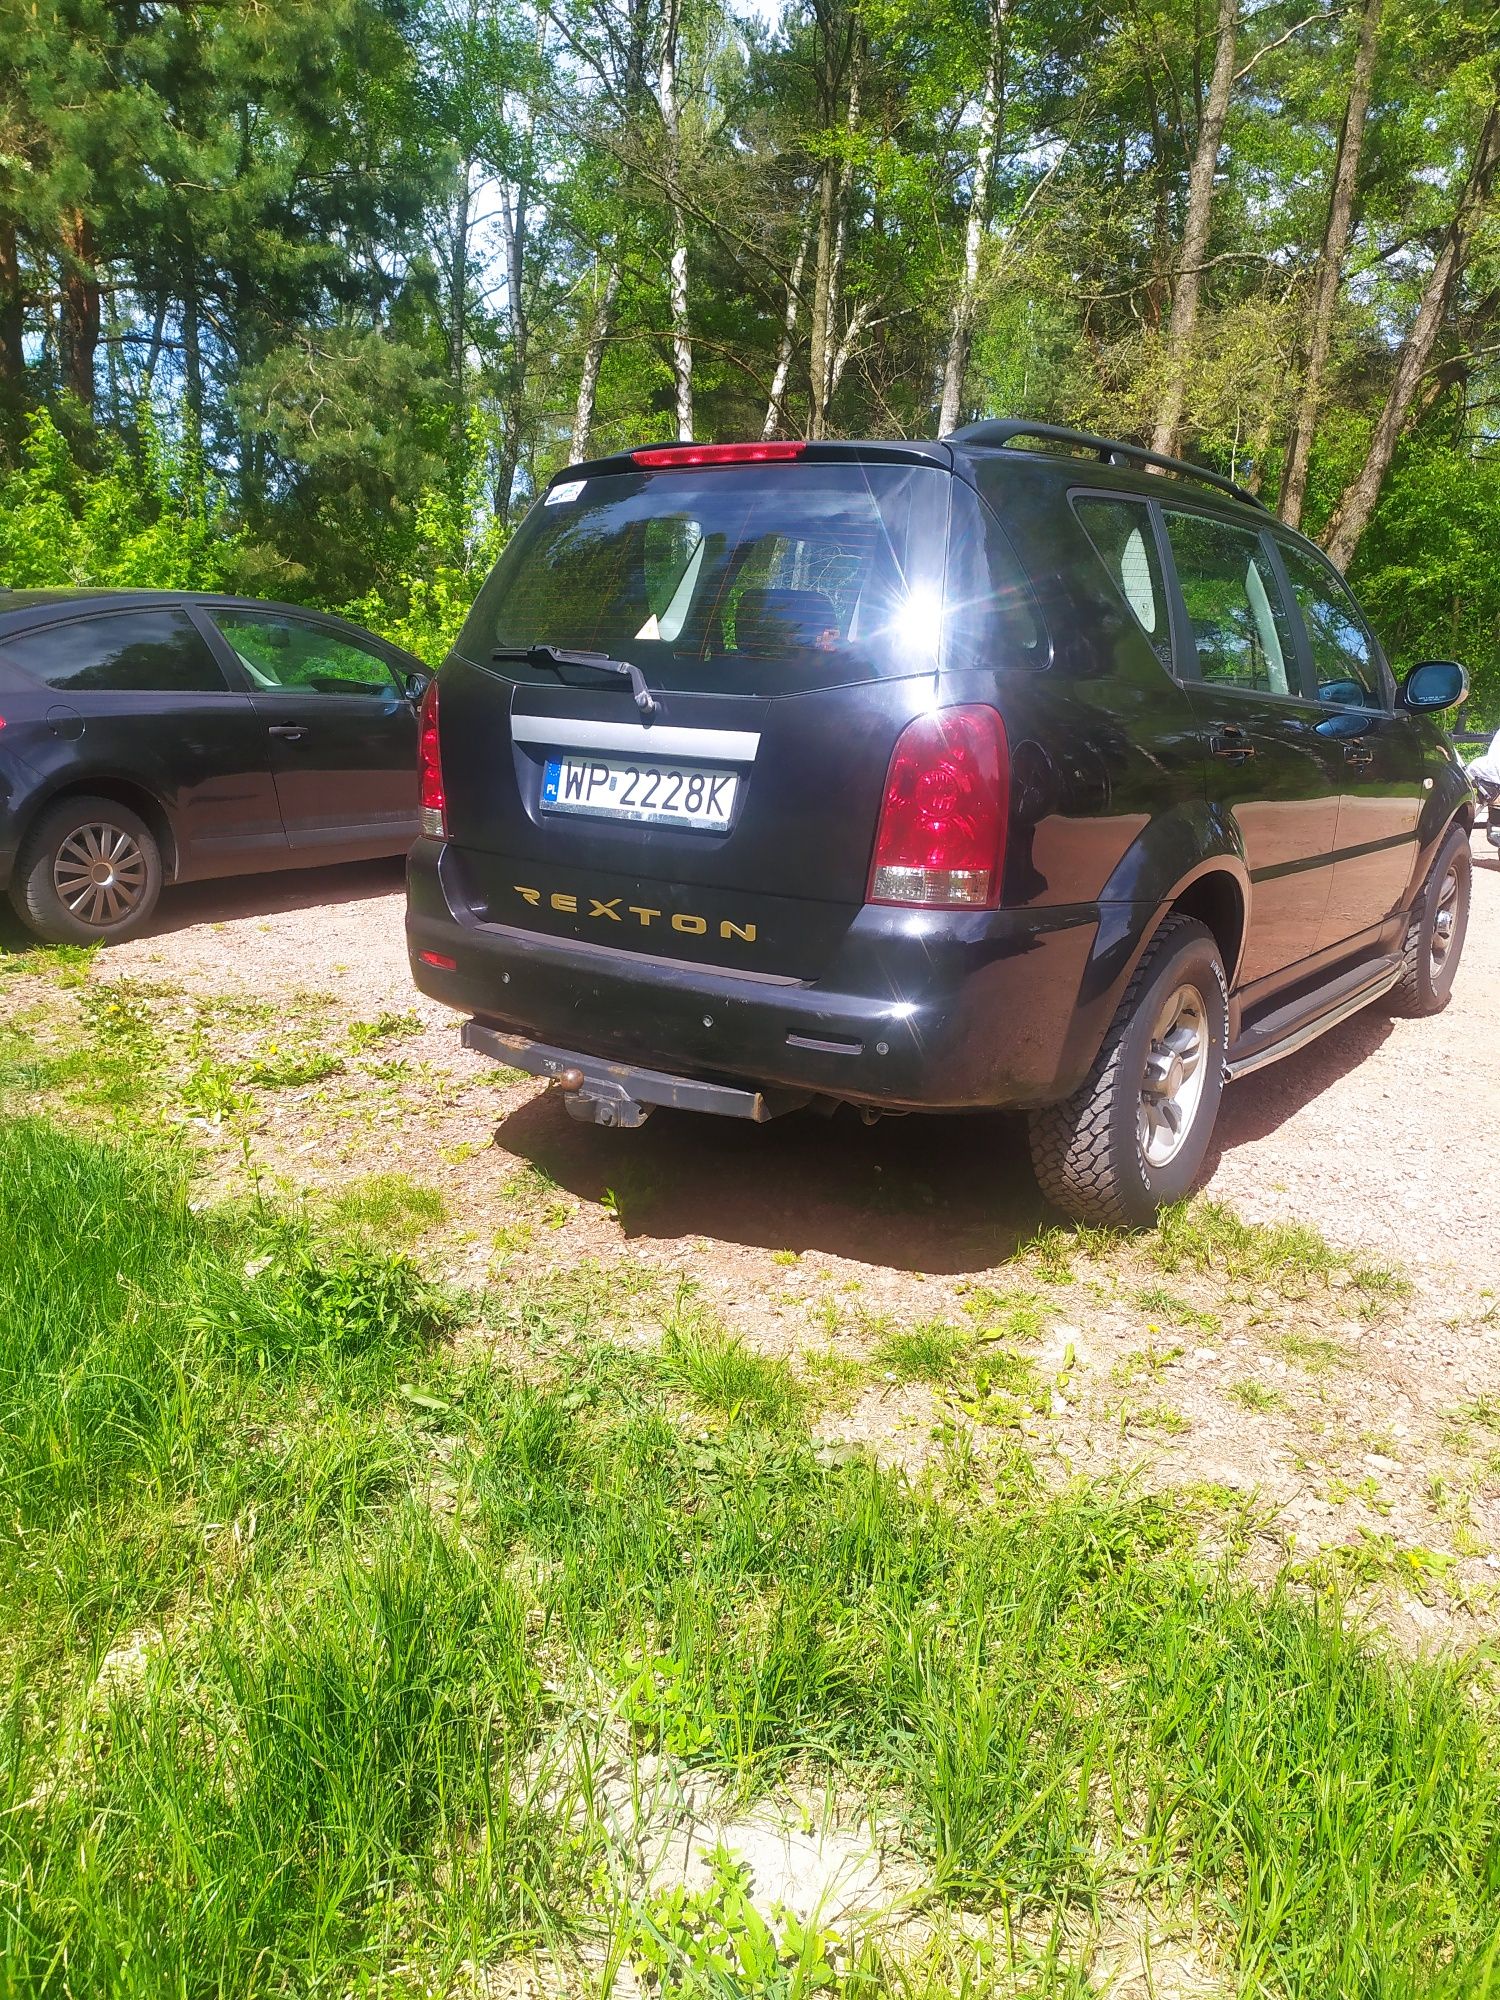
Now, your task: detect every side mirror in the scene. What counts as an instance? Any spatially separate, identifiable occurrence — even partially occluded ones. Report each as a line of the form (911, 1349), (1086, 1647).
(404, 668), (433, 702)
(1400, 659), (1468, 712)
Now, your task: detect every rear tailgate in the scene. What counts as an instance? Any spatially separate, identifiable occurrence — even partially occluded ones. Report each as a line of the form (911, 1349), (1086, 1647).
(436, 451), (956, 980)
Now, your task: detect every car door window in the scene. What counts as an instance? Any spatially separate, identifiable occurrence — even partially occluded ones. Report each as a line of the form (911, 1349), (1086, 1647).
(1276, 543), (1387, 709)
(211, 611), (397, 697)
(1161, 510), (1296, 696)
(1073, 497), (1171, 668)
(1, 609), (228, 692)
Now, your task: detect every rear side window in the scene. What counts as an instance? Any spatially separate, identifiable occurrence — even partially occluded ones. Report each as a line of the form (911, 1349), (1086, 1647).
(1073, 497), (1171, 668)
(458, 462), (949, 682)
(212, 610), (397, 698)
(1161, 511), (1297, 696)
(1276, 542), (1387, 708)
(1, 610), (227, 694)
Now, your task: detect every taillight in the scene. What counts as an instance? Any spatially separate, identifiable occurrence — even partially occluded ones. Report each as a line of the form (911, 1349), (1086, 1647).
(630, 441), (806, 468)
(418, 680), (445, 839)
(868, 706), (1009, 909)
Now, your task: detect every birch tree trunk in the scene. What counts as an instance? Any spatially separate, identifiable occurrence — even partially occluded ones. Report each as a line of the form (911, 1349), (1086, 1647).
(1323, 97), (1500, 569)
(938, 0), (1007, 436)
(572, 257), (621, 462)
(1278, 0), (1382, 530)
(808, 30), (859, 439)
(449, 155), (475, 435)
(807, 152), (838, 439)
(761, 221), (810, 438)
(822, 58), (860, 412)
(1150, 0), (1238, 459)
(658, 0), (693, 441)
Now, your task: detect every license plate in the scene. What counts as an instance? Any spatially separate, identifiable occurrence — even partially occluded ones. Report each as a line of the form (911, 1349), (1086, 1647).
(541, 755), (738, 830)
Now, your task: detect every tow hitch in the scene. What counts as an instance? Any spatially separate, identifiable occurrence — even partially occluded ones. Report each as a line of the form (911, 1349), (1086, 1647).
(552, 1065), (654, 1128)
(461, 1021), (810, 1125)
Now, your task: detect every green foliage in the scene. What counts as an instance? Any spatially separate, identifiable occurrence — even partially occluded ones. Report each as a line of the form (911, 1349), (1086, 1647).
(341, 422), (510, 664)
(0, 406), (242, 592)
(4, 0), (1500, 690)
(1354, 422), (1500, 721)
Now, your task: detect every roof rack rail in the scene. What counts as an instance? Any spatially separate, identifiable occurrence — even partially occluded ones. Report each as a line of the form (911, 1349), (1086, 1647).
(946, 418), (1268, 513)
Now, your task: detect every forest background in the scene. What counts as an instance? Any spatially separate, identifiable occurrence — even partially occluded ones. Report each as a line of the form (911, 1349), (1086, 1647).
(3, 0), (1499, 717)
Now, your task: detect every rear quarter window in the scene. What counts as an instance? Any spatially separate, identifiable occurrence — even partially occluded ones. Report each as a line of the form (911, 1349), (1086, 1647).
(0, 610), (227, 694)
(942, 482), (1050, 672)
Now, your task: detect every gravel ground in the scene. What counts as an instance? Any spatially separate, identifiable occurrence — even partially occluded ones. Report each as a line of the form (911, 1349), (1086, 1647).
(109, 829), (1500, 1308)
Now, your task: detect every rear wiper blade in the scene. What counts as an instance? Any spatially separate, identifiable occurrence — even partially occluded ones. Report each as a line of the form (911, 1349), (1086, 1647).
(492, 643), (659, 719)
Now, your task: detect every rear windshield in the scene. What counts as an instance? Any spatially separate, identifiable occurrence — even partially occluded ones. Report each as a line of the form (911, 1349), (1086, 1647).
(455, 462), (953, 688)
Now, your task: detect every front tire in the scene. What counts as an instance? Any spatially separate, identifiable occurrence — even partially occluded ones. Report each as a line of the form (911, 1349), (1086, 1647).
(10, 796), (163, 945)
(1390, 824), (1471, 1016)
(1028, 914), (1228, 1228)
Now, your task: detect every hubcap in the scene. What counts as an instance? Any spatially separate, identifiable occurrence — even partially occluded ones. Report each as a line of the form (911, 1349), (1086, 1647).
(1138, 982), (1209, 1170)
(52, 823), (148, 928)
(1430, 864), (1460, 977)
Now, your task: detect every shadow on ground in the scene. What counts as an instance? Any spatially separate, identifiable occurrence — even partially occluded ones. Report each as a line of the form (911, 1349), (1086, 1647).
(0, 856), (407, 953)
(496, 1089), (1047, 1274)
(496, 999), (1406, 1275)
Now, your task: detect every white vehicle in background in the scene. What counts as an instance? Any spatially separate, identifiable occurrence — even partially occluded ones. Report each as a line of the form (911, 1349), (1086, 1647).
(1464, 728), (1500, 849)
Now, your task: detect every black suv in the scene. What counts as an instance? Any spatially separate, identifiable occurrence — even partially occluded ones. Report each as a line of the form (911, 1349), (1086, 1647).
(406, 423), (1474, 1225)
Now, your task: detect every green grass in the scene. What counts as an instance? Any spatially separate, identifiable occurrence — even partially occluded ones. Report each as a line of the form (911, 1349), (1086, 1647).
(347, 1008), (424, 1052)
(661, 1309), (805, 1424)
(244, 1043), (346, 1088)
(2, 1117), (1500, 1997)
(325, 1169), (448, 1245)
(0, 939), (98, 987)
(1151, 1199), (1407, 1303)
(1228, 1378), (1282, 1412)
(873, 1319), (973, 1384)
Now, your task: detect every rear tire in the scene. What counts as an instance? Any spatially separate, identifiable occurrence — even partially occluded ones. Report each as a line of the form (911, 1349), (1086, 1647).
(1027, 914), (1228, 1228)
(1389, 824), (1470, 1017)
(10, 796), (163, 945)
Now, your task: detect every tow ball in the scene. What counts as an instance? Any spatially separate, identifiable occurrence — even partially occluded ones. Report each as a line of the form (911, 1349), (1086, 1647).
(552, 1066), (654, 1128)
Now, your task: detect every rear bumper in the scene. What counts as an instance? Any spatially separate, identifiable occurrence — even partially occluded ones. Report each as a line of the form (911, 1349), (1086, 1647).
(407, 839), (1149, 1112)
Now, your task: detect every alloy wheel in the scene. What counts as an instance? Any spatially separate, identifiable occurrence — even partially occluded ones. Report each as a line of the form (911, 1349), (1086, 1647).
(1137, 982), (1209, 1170)
(1429, 863), (1461, 978)
(52, 822), (149, 929)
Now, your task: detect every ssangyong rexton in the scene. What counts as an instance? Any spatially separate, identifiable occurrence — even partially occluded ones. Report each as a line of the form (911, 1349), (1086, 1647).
(406, 423), (1473, 1224)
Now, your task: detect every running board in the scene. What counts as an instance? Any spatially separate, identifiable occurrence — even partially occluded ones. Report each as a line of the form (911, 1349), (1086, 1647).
(1225, 955), (1400, 1080)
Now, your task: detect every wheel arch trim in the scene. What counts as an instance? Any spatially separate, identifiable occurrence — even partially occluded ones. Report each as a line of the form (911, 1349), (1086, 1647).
(18, 774), (179, 881)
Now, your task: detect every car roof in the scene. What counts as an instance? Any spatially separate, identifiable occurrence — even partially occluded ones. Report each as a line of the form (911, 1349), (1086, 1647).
(0, 588), (416, 655)
(553, 427), (1297, 544)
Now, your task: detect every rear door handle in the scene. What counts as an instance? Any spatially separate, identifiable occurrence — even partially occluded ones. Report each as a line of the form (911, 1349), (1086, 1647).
(268, 725), (307, 742)
(1210, 728), (1255, 762)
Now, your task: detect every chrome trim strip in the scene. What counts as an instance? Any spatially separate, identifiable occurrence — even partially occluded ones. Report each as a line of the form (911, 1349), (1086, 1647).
(1225, 965), (1400, 1080)
(510, 714), (761, 761)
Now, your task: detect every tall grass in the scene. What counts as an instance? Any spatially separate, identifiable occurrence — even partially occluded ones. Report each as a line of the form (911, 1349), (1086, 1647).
(2, 1117), (1499, 1996)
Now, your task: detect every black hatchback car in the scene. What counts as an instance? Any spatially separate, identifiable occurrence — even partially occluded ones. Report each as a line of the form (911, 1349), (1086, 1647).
(406, 424), (1474, 1225)
(0, 591), (429, 944)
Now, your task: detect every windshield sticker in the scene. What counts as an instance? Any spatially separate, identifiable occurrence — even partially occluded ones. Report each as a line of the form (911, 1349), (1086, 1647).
(546, 479), (586, 506)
